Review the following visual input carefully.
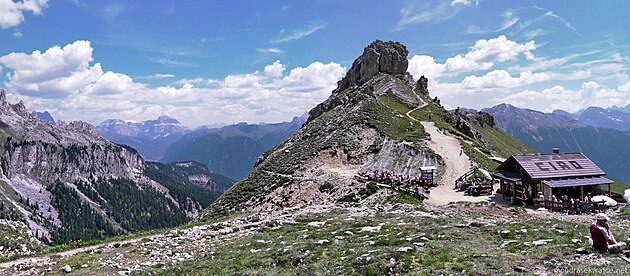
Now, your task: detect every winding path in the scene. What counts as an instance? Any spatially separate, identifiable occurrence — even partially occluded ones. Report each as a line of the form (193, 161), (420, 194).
(420, 121), (489, 205)
(403, 94), (490, 206)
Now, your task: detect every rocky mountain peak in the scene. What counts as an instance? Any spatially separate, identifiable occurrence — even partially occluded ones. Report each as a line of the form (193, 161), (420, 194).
(307, 40), (416, 124)
(68, 120), (98, 136)
(33, 111), (55, 123)
(208, 40), (441, 216)
(13, 100), (28, 117)
(338, 40), (409, 91)
(0, 89), (6, 103)
(152, 115), (180, 124)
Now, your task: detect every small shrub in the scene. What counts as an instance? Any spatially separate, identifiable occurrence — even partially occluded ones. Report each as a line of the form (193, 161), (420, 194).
(319, 182), (334, 193)
(337, 193), (358, 203)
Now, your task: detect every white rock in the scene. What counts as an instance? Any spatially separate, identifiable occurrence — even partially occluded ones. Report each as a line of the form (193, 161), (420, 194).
(315, 239), (330, 245)
(61, 265), (72, 273)
(396, 247), (414, 253)
(532, 239), (553, 246)
(307, 221), (326, 227)
(500, 240), (518, 249)
(360, 226), (381, 233)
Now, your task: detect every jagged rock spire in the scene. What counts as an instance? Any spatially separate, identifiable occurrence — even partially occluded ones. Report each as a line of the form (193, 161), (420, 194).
(14, 100), (28, 117)
(417, 76), (429, 96)
(307, 40), (415, 124)
(337, 40), (409, 91)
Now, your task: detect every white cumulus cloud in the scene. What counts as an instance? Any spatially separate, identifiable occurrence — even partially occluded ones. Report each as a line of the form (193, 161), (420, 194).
(0, 40), (346, 126)
(263, 60), (285, 78)
(408, 35), (536, 79)
(0, 40), (101, 98)
(498, 80), (630, 113)
(0, 0), (48, 28)
(403, 35), (627, 112)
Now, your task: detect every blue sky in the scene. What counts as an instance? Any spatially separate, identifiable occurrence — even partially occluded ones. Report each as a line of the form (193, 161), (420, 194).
(0, 0), (629, 126)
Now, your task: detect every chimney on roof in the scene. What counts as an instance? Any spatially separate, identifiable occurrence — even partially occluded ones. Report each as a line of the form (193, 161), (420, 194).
(552, 147), (560, 154)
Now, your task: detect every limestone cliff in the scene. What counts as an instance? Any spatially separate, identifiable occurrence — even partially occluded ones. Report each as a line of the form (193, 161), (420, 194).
(0, 90), (216, 244)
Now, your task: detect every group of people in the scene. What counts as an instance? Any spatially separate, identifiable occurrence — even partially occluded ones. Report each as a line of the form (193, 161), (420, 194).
(536, 192), (607, 212)
(358, 170), (431, 188)
(357, 170), (431, 199)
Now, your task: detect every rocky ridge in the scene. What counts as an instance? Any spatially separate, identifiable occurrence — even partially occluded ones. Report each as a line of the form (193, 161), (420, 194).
(0, 90), (216, 245)
(208, 40), (438, 217)
(207, 40), (538, 218)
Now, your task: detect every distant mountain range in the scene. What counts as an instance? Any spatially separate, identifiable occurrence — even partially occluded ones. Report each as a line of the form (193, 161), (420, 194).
(33, 111), (55, 123)
(161, 115), (307, 180)
(609, 104), (630, 113)
(96, 116), (189, 161)
(484, 104), (630, 183)
(555, 106), (630, 132)
(95, 114), (306, 181)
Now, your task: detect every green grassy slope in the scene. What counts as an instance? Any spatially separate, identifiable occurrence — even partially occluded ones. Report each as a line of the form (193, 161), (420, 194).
(366, 94), (427, 142)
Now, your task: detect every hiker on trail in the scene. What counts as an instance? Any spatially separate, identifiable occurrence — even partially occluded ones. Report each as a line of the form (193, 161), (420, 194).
(590, 213), (628, 253)
(428, 111), (433, 120)
(538, 192), (545, 206)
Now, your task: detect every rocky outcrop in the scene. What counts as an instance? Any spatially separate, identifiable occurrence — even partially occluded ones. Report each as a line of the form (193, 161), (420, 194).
(308, 40), (417, 124)
(0, 91), (139, 182)
(68, 121), (99, 137)
(417, 76), (429, 96)
(338, 40), (409, 91)
(455, 108), (495, 128)
(13, 101), (28, 117)
(445, 108), (497, 142)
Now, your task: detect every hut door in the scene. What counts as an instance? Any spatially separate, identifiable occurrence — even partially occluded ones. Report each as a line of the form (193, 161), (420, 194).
(515, 181), (523, 204)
